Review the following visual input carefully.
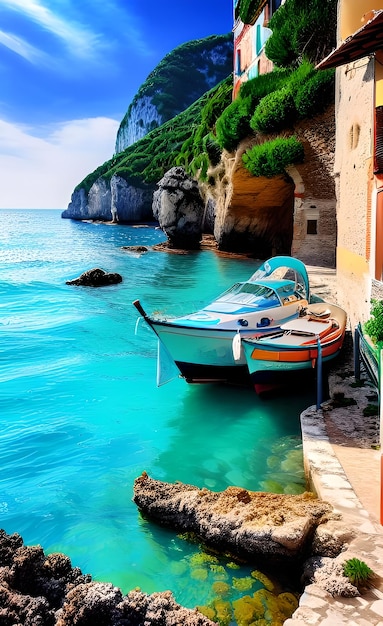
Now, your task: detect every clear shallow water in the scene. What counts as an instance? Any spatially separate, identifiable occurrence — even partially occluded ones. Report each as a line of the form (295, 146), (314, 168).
(0, 210), (315, 612)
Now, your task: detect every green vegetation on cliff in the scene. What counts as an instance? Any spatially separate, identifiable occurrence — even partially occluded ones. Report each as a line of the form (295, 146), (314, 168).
(117, 34), (233, 139)
(75, 0), (337, 195)
(243, 136), (304, 177)
(76, 75), (233, 194)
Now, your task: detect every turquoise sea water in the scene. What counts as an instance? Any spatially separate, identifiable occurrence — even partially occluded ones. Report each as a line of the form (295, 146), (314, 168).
(0, 209), (316, 612)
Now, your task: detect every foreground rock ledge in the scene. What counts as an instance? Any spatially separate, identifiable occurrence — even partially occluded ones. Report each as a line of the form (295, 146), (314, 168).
(133, 473), (336, 567)
(0, 529), (215, 626)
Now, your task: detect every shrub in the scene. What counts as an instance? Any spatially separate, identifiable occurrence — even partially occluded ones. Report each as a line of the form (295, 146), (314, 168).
(216, 97), (254, 152)
(200, 76), (233, 128)
(242, 136), (304, 177)
(189, 153), (210, 181)
(239, 67), (292, 104)
(202, 134), (221, 166)
(110, 166), (148, 188)
(294, 69), (335, 118)
(343, 558), (376, 591)
(250, 88), (297, 133)
(286, 60), (316, 92)
(265, 0), (337, 68)
(364, 299), (383, 345)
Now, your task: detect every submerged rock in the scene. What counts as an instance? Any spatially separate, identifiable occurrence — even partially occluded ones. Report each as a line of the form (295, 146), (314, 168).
(121, 245), (149, 254)
(66, 268), (122, 287)
(0, 530), (216, 626)
(133, 473), (335, 567)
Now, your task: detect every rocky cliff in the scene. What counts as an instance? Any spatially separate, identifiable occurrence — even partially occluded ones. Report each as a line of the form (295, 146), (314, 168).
(62, 9), (337, 266)
(62, 176), (155, 223)
(63, 34), (233, 225)
(115, 34), (233, 153)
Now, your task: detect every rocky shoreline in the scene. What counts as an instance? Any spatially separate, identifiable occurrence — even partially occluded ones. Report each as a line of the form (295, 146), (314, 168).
(2, 248), (377, 624)
(0, 465), (367, 626)
(0, 529), (216, 626)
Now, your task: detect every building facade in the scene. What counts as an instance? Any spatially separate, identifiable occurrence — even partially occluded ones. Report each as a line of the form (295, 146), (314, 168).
(233, 0), (283, 98)
(318, 1), (383, 328)
(231, 0), (337, 267)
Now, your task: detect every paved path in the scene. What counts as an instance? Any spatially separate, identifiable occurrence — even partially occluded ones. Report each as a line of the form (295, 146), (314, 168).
(286, 329), (383, 624)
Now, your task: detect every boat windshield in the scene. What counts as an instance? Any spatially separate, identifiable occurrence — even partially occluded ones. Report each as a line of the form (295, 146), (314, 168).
(249, 258), (309, 300)
(214, 282), (280, 307)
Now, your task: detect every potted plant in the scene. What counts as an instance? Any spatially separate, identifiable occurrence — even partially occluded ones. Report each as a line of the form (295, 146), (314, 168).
(364, 299), (383, 350)
(356, 299), (383, 387)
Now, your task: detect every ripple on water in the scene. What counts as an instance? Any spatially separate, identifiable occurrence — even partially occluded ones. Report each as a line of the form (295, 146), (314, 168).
(0, 210), (314, 616)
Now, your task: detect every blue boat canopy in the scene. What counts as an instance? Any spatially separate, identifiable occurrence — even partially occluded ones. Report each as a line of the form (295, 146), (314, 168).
(249, 256), (310, 303)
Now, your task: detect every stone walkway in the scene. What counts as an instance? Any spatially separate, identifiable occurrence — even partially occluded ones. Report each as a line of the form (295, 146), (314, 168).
(286, 333), (383, 625)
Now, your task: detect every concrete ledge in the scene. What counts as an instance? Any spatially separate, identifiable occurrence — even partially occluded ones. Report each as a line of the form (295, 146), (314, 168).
(286, 401), (383, 624)
(301, 405), (380, 535)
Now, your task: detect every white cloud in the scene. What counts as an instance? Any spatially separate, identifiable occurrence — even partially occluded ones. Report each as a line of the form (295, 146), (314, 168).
(0, 117), (120, 208)
(0, 0), (102, 58)
(0, 30), (45, 63)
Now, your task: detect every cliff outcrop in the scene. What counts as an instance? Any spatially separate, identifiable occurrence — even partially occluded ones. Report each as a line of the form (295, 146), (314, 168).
(202, 105), (336, 263)
(62, 34), (233, 225)
(63, 13), (337, 264)
(115, 34), (233, 153)
(62, 175), (155, 223)
(152, 167), (205, 249)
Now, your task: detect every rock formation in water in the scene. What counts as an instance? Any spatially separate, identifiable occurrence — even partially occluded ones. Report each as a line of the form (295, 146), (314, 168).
(133, 473), (336, 566)
(115, 35), (233, 153)
(152, 167), (205, 249)
(0, 530), (215, 626)
(133, 473), (366, 600)
(66, 268), (122, 287)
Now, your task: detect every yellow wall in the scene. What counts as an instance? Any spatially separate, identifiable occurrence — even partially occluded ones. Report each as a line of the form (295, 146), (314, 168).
(376, 58), (383, 106)
(340, 0), (383, 39)
(337, 246), (370, 278)
(337, 247), (371, 325)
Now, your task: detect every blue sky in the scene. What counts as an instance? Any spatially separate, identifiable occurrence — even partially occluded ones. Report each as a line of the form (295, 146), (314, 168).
(0, 0), (233, 208)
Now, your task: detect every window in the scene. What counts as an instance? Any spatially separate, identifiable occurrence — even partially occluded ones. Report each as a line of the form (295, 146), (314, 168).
(256, 25), (262, 55)
(236, 49), (241, 76)
(307, 220), (317, 235)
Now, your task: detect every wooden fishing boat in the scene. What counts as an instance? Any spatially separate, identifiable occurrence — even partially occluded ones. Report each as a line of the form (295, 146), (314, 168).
(241, 302), (347, 393)
(133, 256), (314, 386)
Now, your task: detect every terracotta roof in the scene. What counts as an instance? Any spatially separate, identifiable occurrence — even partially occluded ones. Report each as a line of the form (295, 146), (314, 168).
(316, 10), (383, 70)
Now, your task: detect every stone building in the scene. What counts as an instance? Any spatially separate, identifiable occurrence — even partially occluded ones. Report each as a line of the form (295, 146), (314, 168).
(318, 1), (383, 328)
(233, 0), (283, 98)
(228, 0), (337, 266)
